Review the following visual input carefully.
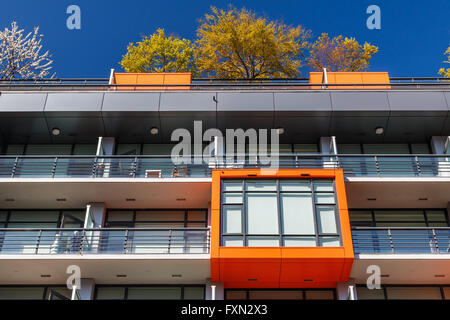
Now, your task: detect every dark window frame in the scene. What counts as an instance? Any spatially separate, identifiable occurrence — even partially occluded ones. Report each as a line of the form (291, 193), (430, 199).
(94, 284), (205, 300)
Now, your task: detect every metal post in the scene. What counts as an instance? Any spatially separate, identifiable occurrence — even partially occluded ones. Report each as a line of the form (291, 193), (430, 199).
(35, 230), (42, 254)
(51, 157), (58, 178)
(11, 156), (19, 178)
(211, 285), (216, 300)
(388, 228), (394, 253)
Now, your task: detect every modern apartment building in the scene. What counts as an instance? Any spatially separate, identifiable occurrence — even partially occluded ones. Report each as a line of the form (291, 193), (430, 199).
(0, 70), (448, 300)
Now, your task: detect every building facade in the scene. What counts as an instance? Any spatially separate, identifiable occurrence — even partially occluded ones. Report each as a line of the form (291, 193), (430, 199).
(0, 71), (449, 300)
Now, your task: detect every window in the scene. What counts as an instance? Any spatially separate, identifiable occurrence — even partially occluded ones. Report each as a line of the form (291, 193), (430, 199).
(95, 286), (204, 300)
(356, 285), (450, 300)
(221, 179), (340, 247)
(225, 289), (335, 300)
(0, 286), (70, 300)
(349, 209), (449, 227)
(5, 144), (96, 156)
(337, 143), (431, 155)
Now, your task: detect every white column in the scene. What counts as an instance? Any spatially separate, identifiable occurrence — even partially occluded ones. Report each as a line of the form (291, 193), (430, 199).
(84, 203), (106, 253)
(320, 136), (337, 168)
(205, 280), (224, 300)
(96, 137), (116, 178)
(336, 278), (358, 300)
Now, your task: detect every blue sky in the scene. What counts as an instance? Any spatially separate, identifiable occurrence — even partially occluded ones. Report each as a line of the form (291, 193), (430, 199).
(1, 0), (449, 77)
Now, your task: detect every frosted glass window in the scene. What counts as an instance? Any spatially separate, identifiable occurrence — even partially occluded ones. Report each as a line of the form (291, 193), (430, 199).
(281, 193), (315, 234)
(319, 237), (340, 247)
(314, 193), (335, 204)
(356, 287), (385, 300)
(223, 181), (243, 191)
(283, 237), (316, 247)
(95, 287), (126, 300)
(245, 180), (276, 191)
(279, 181), (311, 192)
(0, 287), (44, 300)
(247, 237), (279, 247)
(305, 290), (334, 300)
(127, 287), (182, 300)
(222, 236), (243, 247)
(246, 193), (278, 234)
(223, 206), (242, 234)
(223, 193), (243, 204)
(317, 207), (337, 234)
(386, 287), (442, 300)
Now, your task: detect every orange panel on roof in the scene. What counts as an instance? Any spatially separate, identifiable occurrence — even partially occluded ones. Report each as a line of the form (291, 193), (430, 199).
(210, 168), (354, 289)
(309, 71), (390, 89)
(112, 72), (191, 91)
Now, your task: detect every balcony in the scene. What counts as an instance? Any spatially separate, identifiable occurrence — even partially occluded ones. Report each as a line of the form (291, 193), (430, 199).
(0, 154), (448, 179)
(0, 228), (210, 255)
(352, 227), (450, 254)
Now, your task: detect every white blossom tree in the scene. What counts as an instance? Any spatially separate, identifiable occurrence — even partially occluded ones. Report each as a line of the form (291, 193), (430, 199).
(0, 22), (54, 80)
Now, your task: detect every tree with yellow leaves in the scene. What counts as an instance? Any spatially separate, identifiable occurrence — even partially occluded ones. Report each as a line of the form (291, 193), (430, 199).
(438, 46), (450, 78)
(307, 33), (378, 72)
(120, 29), (197, 74)
(195, 6), (310, 79)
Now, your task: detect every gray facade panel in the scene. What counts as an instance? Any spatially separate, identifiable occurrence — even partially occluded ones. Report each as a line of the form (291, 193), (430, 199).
(160, 92), (216, 112)
(217, 92), (274, 111)
(45, 93), (104, 113)
(102, 92), (160, 112)
(274, 92), (332, 113)
(387, 91), (448, 115)
(331, 91), (389, 114)
(0, 93), (47, 112)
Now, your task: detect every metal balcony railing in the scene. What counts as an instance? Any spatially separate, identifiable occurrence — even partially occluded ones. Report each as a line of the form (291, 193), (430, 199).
(0, 228), (210, 255)
(352, 227), (450, 254)
(0, 154), (449, 178)
(0, 77), (448, 91)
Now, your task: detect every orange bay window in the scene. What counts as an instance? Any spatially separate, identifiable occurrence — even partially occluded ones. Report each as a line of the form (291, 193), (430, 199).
(210, 169), (354, 289)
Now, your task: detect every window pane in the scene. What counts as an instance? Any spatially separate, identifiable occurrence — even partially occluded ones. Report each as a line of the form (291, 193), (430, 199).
(283, 237), (316, 247)
(363, 144), (410, 154)
(426, 210), (447, 222)
(6, 144), (25, 155)
(222, 236), (244, 247)
(247, 237), (280, 247)
(223, 193), (243, 204)
(249, 290), (303, 300)
(356, 287), (385, 300)
(374, 210), (425, 222)
(142, 144), (175, 155)
(281, 193), (315, 235)
(246, 193), (278, 234)
(337, 144), (362, 154)
(443, 287), (450, 300)
(305, 290), (334, 300)
(319, 236), (340, 247)
(135, 211), (184, 222)
(0, 287), (44, 300)
(226, 291), (247, 300)
(9, 211), (59, 222)
(116, 144), (140, 155)
(314, 193), (335, 204)
(317, 206), (337, 234)
(25, 144), (72, 155)
(386, 287), (442, 300)
(349, 211), (373, 222)
(294, 144), (318, 153)
(72, 144), (97, 155)
(410, 143), (430, 154)
(279, 181), (311, 192)
(46, 287), (71, 300)
(223, 181), (243, 192)
(0, 211), (7, 222)
(107, 211), (134, 222)
(184, 287), (204, 300)
(313, 181), (334, 192)
(245, 180), (277, 191)
(95, 287), (126, 300)
(223, 206), (242, 234)
(127, 287), (182, 300)
(187, 211), (206, 221)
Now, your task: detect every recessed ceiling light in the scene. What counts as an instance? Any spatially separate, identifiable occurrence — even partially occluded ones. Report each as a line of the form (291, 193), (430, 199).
(51, 127), (61, 136)
(275, 127), (285, 135)
(5, 198), (15, 202)
(56, 198), (66, 202)
(367, 198), (377, 201)
(303, 279), (314, 282)
(247, 278), (258, 281)
(418, 197), (428, 201)
(40, 274), (51, 278)
(375, 127), (384, 135)
(150, 127), (159, 135)
(126, 198), (136, 202)
(434, 274), (445, 278)
(171, 274), (182, 278)
(380, 274), (390, 278)
(176, 198), (186, 201)
(116, 274), (127, 278)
